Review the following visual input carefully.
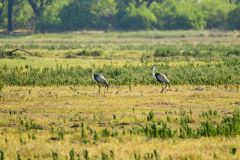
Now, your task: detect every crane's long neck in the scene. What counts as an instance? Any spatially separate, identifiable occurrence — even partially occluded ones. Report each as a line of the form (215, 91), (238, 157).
(152, 67), (156, 78)
(92, 69), (95, 80)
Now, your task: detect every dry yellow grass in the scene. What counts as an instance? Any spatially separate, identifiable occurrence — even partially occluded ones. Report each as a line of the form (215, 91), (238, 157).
(0, 85), (239, 159)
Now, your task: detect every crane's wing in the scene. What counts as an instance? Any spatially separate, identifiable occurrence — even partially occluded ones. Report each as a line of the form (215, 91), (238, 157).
(155, 73), (169, 83)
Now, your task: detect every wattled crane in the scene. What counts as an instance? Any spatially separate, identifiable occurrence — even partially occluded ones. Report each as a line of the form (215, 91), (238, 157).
(152, 66), (170, 93)
(92, 69), (109, 94)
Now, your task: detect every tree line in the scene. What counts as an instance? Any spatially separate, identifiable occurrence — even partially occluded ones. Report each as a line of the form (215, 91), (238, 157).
(0, 0), (240, 32)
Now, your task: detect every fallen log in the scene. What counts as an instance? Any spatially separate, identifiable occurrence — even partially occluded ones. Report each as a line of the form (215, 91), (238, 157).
(0, 49), (33, 58)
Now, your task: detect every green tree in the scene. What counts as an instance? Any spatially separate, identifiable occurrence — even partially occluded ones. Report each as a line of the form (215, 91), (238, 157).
(0, 0), (5, 16)
(0, 0), (238, 31)
(115, 0), (162, 29)
(229, 0), (240, 4)
(120, 3), (157, 30)
(59, 0), (95, 30)
(116, 0), (164, 8)
(199, 0), (234, 29)
(92, 0), (118, 29)
(7, 0), (14, 31)
(136, 0), (164, 8)
(36, 0), (70, 32)
(13, 1), (33, 29)
(28, 0), (54, 30)
(151, 0), (206, 30)
(228, 6), (240, 29)
(2, 0), (31, 31)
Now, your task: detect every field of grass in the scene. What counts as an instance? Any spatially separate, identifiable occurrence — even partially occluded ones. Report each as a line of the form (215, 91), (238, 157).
(0, 31), (240, 160)
(0, 86), (240, 159)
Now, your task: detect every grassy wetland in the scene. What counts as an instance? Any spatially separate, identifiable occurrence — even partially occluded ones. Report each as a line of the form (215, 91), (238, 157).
(0, 31), (240, 160)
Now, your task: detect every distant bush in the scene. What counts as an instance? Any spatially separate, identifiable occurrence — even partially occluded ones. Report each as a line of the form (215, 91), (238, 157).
(64, 50), (103, 58)
(153, 44), (240, 58)
(76, 50), (102, 57)
(64, 54), (77, 59)
(0, 80), (3, 91)
(154, 46), (177, 57)
(225, 48), (240, 56)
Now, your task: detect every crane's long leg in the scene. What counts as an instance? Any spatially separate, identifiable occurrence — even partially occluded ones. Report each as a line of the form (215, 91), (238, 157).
(104, 86), (106, 94)
(98, 84), (101, 94)
(161, 83), (164, 93)
(167, 82), (170, 89)
(104, 85), (109, 94)
(164, 83), (168, 91)
(161, 83), (168, 93)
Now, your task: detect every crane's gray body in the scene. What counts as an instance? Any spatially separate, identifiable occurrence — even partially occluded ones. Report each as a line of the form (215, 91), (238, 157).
(152, 66), (170, 92)
(93, 74), (109, 87)
(92, 69), (109, 94)
(155, 73), (169, 83)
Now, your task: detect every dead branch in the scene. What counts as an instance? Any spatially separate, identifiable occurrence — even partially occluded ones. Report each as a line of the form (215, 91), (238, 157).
(0, 48), (33, 58)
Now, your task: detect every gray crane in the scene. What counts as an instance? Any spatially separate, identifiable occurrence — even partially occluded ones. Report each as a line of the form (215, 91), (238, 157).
(92, 69), (109, 94)
(152, 66), (170, 93)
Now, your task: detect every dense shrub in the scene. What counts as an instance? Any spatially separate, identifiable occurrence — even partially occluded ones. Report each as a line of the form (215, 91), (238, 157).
(0, 80), (3, 91)
(130, 110), (240, 139)
(64, 50), (103, 58)
(0, 60), (239, 86)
